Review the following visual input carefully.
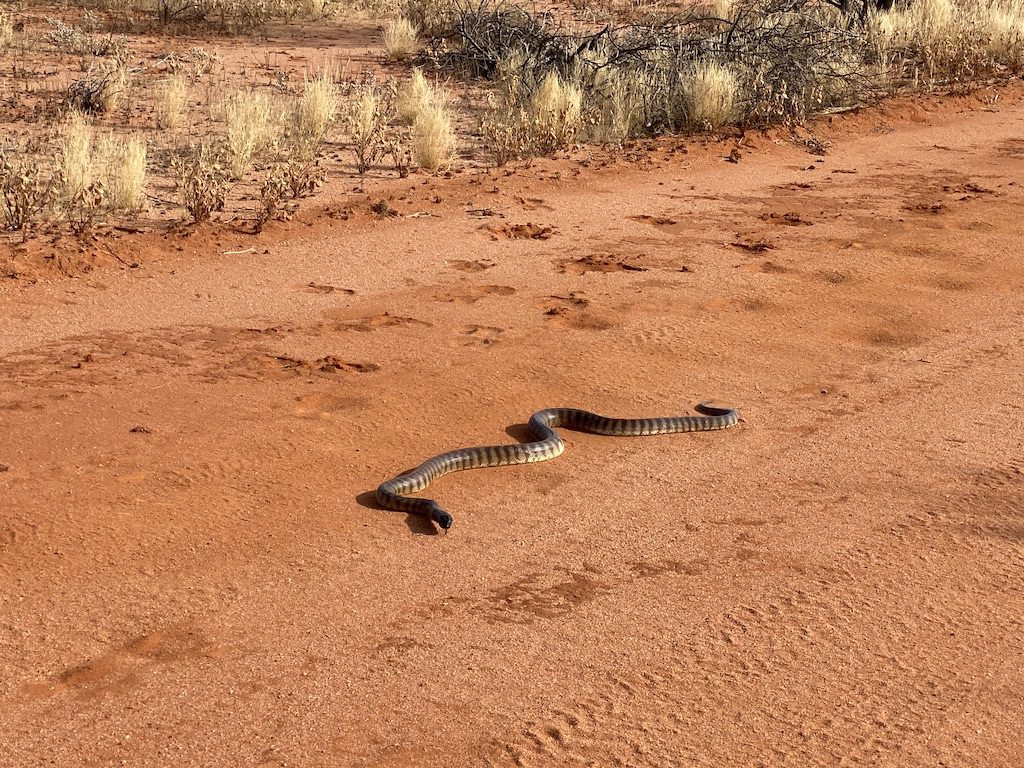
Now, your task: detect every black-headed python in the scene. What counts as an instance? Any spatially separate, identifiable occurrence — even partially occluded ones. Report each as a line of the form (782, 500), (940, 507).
(377, 402), (739, 531)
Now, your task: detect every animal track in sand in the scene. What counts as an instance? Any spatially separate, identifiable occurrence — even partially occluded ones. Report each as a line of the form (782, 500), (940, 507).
(556, 253), (649, 274)
(430, 284), (516, 304)
(629, 214), (678, 227)
(514, 195), (554, 211)
(863, 324), (925, 348)
(730, 237), (776, 253)
(702, 296), (772, 313)
(447, 258), (495, 272)
(22, 626), (225, 703)
(481, 570), (612, 625)
(241, 354), (380, 379)
(995, 137), (1024, 158)
(761, 211), (814, 226)
(459, 325), (504, 346)
(302, 282), (355, 295)
(815, 269), (853, 284)
(737, 259), (788, 274)
(538, 294), (614, 330)
(293, 392), (369, 418)
(480, 222), (555, 240)
(329, 312), (431, 332)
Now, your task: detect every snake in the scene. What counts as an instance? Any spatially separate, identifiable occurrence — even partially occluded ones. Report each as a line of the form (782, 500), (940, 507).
(376, 401), (739, 531)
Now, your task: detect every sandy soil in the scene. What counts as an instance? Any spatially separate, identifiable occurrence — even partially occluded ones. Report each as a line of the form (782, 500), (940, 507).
(2, 90), (1024, 767)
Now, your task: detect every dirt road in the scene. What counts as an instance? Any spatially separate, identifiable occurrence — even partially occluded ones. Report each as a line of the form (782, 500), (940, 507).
(2, 93), (1023, 766)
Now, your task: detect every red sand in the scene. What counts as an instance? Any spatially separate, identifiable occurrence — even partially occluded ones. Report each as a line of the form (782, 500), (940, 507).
(2, 90), (1023, 766)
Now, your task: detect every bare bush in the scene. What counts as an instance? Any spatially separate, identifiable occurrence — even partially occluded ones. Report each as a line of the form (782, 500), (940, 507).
(46, 17), (124, 57)
(0, 143), (54, 237)
(65, 182), (106, 236)
(346, 81), (392, 174)
(254, 164), (292, 232)
(447, 0), (871, 138)
(171, 143), (232, 223)
(387, 135), (413, 177)
(67, 59), (130, 114)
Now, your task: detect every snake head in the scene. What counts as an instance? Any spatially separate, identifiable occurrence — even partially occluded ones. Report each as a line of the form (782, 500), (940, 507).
(430, 507), (453, 532)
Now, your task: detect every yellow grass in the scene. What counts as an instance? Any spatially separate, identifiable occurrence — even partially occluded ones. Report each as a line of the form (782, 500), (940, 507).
(383, 16), (418, 61)
(396, 68), (437, 125)
(222, 90), (278, 178)
(412, 102), (457, 171)
(589, 67), (641, 144)
(156, 73), (190, 130)
(297, 71), (340, 142)
(683, 61), (740, 130)
(0, 10), (13, 52)
(871, 0), (957, 56)
(980, 0), (1024, 65)
(101, 60), (130, 113)
(713, 0), (736, 20)
(56, 111), (93, 204)
(529, 72), (583, 150)
(96, 133), (147, 212)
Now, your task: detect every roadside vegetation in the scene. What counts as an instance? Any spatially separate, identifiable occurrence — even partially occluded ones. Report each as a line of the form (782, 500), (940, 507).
(0, 0), (1022, 248)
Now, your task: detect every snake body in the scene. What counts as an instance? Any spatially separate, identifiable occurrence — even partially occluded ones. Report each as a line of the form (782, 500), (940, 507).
(376, 402), (738, 531)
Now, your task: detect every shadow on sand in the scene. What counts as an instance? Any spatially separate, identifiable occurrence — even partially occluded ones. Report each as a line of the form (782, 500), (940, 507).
(355, 489), (439, 536)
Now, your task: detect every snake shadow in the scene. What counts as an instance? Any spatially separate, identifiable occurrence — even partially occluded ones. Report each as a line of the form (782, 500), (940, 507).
(359, 425), (538, 536)
(355, 489), (439, 536)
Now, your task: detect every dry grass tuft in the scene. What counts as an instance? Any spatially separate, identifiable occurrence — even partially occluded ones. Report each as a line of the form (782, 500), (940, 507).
(296, 71), (340, 143)
(0, 10), (14, 53)
(980, 0), (1024, 66)
(403, 0), (453, 37)
(56, 111), (94, 205)
(396, 67), (437, 124)
(222, 89), (279, 178)
(156, 73), (190, 130)
(384, 16), (419, 61)
(96, 133), (147, 212)
(300, 0), (335, 19)
(682, 61), (740, 130)
(412, 101), (457, 170)
(712, 0), (736, 19)
(588, 67), (642, 144)
(529, 72), (583, 151)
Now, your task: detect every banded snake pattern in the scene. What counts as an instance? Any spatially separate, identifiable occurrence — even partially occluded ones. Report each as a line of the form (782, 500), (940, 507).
(376, 402), (739, 531)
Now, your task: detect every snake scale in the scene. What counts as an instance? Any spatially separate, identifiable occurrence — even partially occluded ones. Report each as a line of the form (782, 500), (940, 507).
(376, 401), (739, 531)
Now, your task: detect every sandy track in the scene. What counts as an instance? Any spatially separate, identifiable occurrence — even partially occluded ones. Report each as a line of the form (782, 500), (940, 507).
(2, 97), (1023, 766)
